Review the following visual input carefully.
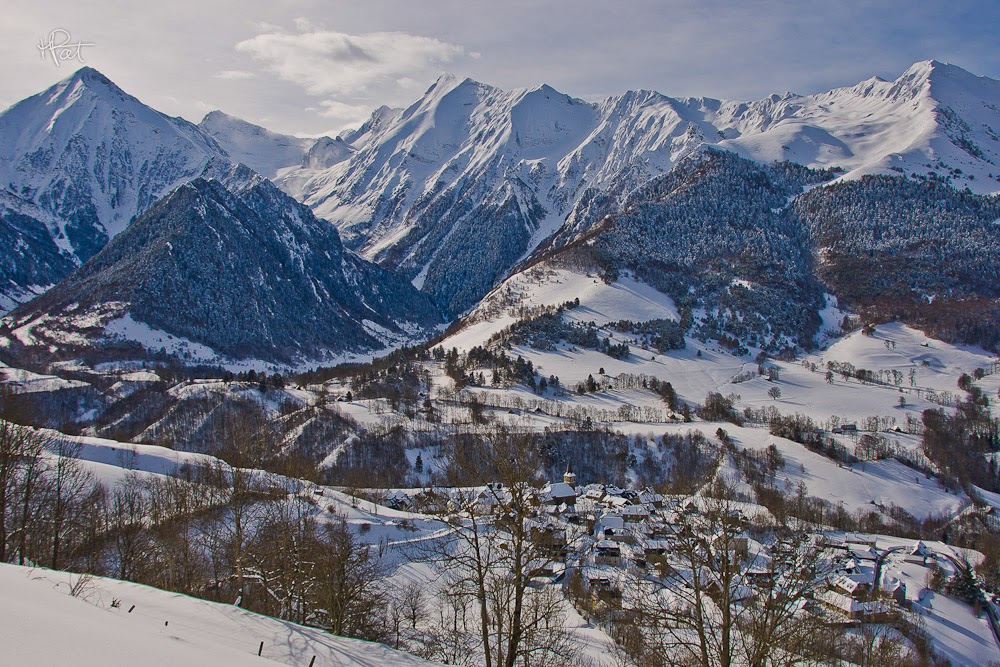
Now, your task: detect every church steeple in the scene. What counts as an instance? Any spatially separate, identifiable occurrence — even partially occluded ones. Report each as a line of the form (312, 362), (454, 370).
(563, 462), (576, 487)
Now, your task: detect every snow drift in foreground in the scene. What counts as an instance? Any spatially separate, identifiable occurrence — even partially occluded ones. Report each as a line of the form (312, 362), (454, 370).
(0, 562), (440, 666)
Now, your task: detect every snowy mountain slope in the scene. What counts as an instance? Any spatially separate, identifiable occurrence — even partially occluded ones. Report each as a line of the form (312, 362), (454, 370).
(0, 66), (230, 250)
(199, 110), (353, 179)
(0, 190), (77, 311)
(4, 166), (444, 366)
(718, 60), (1000, 192)
(279, 61), (1000, 316)
(279, 76), (712, 315)
(0, 563), (441, 667)
(442, 254), (681, 353)
(0, 67), (230, 309)
(444, 144), (1000, 359)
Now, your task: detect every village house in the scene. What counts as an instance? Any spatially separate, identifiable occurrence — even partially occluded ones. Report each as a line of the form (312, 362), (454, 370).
(595, 540), (622, 566)
(710, 531), (750, 563)
(817, 590), (892, 621)
(530, 524), (570, 561)
(827, 572), (874, 599)
(638, 489), (665, 509)
(598, 514), (630, 543)
(903, 541), (931, 565)
(622, 504), (650, 523)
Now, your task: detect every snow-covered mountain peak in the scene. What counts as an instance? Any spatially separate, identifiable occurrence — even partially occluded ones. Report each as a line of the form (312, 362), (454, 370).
(55, 66), (132, 105)
(715, 60), (1000, 190)
(197, 109), (341, 179)
(338, 104), (403, 147)
(200, 109), (259, 134)
(424, 72), (491, 96)
(0, 66), (228, 281)
(906, 59), (1000, 105)
(1, 67), (221, 170)
(61, 65), (115, 93)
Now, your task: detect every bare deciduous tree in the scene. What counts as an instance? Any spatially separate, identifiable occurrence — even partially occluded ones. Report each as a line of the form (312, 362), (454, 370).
(425, 427), (577, 667)
(108, 471), (151, 580)
(312, 518), (388, 640)
(205, 401), (278, 600)
(46, 438), (94, 570)
(0, 420), (45, 562)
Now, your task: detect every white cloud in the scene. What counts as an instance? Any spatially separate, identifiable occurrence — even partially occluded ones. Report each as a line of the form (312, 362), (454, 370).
(311, 100), (375, 132)
(235, 26), (465, 97)
(215, 70), (256, 80)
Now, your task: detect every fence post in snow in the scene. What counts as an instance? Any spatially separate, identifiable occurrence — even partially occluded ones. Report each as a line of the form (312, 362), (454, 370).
(309, 657), (316, 667)
(258, 641), (264, 656)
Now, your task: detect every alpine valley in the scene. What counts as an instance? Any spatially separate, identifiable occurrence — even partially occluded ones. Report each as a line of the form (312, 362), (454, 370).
(3, 59), (1000, 667)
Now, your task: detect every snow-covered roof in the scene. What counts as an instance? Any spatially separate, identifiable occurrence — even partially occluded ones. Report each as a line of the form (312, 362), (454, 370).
(545, 482), (577, 499)
(817, 590), (890, 617)
(828, 573), (872, 595)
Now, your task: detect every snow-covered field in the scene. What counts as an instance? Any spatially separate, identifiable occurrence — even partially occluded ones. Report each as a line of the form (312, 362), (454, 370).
(442, 250), (997, 431)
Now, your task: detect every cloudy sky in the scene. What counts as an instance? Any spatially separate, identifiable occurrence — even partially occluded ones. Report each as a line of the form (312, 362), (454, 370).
(4, 1), (999, 137)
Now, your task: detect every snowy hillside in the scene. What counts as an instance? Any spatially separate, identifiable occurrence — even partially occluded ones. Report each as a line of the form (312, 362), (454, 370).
(0, 563), (441, 666)
(3, 307), (1000, 665)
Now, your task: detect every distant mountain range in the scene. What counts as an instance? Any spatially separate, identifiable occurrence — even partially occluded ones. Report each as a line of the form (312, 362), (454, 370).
(271, 60), (1000, 315)
(1, 60), (998, 366)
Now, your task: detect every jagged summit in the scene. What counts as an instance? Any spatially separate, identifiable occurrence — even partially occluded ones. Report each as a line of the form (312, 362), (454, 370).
(65, 65), (115, 88)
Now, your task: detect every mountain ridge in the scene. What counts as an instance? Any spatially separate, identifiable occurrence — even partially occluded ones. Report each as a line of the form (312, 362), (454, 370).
(276, 59), (1000, 317)
(2, 60), (998, 361)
